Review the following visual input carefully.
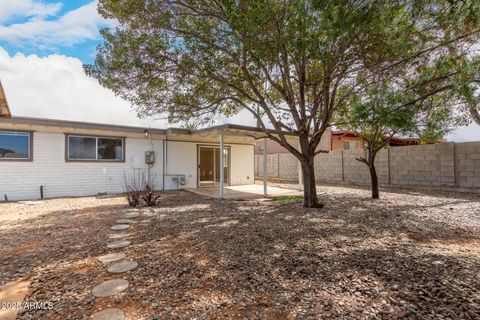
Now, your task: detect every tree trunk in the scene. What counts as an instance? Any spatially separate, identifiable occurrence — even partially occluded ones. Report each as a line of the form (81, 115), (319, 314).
(300, 158), (324, 208)
(368, 163), (379, 199)
(470, 107), (480, 126)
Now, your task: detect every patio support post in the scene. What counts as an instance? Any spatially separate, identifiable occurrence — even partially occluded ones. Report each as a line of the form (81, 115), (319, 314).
(263, 137), (267, 196)
(220, 132), (224, 199)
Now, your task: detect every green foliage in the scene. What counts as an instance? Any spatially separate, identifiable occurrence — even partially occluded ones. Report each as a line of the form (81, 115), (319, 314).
(86, 1), (480, 135)
(86, 1), (480, 205)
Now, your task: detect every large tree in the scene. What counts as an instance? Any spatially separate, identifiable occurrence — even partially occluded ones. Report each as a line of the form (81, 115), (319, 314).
(86, 0), (480, 208)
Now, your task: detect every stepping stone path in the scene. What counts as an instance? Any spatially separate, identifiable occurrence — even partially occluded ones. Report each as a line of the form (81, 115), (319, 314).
(123, 212), (139, 219)
(92, 279), (129, 298)
(91, 308), (125, 320)
(116, 219), (132, 224)
(108, 233), (130, 239)
(107, 261), (139, 273)
(111, 224), (129, 231)
(107, 240), (131, 249)
(97, 253), (126, 263)
(90, 208), (141, 318)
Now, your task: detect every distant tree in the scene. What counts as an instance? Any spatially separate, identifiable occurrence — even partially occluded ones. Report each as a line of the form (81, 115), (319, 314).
(182, 121), (199, 130)
(86, 0), (480, 208)
(338, 78), (463, 199)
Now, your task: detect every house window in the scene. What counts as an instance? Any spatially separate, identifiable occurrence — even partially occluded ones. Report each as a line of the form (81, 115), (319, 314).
(67, 135), (124, 161)
(343, 140), (356, 150)
(0, 131), (32, 160)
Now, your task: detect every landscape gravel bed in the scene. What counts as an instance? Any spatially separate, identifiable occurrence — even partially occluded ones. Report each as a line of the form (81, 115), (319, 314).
(0, 186), (479, 319)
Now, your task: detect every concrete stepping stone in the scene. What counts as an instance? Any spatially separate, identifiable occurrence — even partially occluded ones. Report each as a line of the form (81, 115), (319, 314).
(92, 279), (129, 297)
(127, 208), (139, 213)
(107, 261), (138, 273)
(116, 219), (133, 224)
(123, 212), (139, 218)
(107, 240), (131, 249)
(91, 308), (125, 320)
(108, 233), (130, 239)
(97, 253), (126, 263)
(111, 224), (129, 231)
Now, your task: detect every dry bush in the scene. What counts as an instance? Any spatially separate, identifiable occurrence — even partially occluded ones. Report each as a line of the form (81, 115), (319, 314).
(140, 169), (162, 206)
(123, 170), (142, 207)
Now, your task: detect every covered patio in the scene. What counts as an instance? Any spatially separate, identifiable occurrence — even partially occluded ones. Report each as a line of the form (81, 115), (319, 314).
(187, 183), (302, 200)
(178, 124), (298, 198)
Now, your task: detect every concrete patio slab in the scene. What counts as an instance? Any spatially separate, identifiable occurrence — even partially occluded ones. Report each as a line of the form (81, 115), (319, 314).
(187, 184), (301, 200)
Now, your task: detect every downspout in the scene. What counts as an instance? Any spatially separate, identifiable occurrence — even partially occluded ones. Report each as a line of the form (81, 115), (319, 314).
(163, 133), (168, 190)
(162, 138), (166, 190)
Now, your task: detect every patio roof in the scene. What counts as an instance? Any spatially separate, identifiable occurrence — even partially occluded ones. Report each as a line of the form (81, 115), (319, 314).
(0, 116), (296, 144)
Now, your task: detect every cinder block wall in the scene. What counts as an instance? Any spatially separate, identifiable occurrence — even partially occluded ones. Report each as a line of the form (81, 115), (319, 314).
(255, 141), (480, 191)
(455, 142), (480, 188)
(315, 151), (343, 182)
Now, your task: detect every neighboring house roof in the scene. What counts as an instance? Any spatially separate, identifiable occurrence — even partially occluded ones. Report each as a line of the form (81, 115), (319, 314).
(0, 80), (12, 118)
(331, 130), (358, 138)
(332, 130), (430, 146)
(389, 136), (422, 146)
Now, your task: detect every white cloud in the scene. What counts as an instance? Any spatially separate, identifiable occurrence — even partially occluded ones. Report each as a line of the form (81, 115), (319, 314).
(0, 1), (111, 49)
(0, 0), (61, 23)
(0, 47), (165, 128)
(446, 123), (480, 142)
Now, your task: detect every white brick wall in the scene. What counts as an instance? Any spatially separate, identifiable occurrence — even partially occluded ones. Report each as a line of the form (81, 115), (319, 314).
(0, 132), (164, 200)
(0, 132), (256, 200)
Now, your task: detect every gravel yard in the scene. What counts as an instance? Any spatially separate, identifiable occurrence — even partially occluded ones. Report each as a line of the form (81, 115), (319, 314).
(0, 185), (479, 319)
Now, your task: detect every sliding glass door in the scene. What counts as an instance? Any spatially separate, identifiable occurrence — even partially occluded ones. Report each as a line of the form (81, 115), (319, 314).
(198, 146), (230, 187)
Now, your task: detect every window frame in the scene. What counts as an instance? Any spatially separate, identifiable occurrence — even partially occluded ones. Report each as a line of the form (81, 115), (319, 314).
(65, 134), (125, 162)
(342, 139), (356, 150)
(0, 130), (33, 162)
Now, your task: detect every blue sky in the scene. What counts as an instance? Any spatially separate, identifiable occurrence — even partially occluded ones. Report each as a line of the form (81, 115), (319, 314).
(0, 0), (166, 127)
(0, 0), (109, 64)
(0, 0), (479, 140)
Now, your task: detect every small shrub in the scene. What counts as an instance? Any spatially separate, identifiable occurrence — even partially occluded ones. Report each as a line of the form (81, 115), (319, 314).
(124, 169), (162, 207)
(140, 170), (161, 207)
(123, 170), (142, 207)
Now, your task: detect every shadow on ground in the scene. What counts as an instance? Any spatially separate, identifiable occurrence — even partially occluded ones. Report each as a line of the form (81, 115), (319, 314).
(1, 189), (478, 319)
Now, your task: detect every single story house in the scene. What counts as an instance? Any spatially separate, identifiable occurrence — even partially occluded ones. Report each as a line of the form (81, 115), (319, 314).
(0, 115), (275, 201)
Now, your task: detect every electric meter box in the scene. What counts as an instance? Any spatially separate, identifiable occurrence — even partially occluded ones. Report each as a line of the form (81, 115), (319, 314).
(145, 151), (155, 165)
